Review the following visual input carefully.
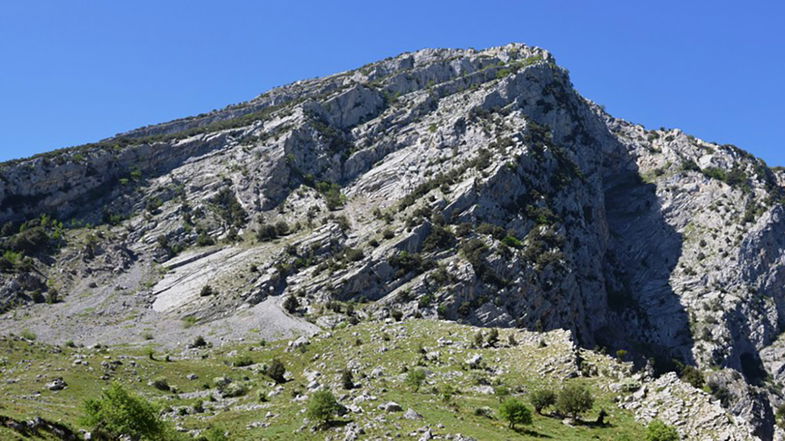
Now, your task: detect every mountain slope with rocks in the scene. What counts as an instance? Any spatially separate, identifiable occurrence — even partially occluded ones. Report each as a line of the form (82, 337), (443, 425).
(0, 43), (783, 439)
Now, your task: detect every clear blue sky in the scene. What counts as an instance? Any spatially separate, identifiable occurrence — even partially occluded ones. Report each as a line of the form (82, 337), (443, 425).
(1, 1), (783, 164)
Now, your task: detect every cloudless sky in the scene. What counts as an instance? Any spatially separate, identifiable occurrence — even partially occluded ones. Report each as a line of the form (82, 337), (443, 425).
(1, 1), (783, 164)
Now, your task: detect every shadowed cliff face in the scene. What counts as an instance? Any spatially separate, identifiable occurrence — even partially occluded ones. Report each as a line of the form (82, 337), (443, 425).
(0, 42), (783, 437)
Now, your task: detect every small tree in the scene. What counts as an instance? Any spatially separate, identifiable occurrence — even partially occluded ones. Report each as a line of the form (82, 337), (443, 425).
(192, 335), (207, 347)
(473, 331), (484, 348)
(529, 388), (556, 414)
(557, 383), (594, 420)
(306, 390), (341, 428)
(646, 419), (680, 441)
(266, 359), (286, 384)
(499, 398), (532, 429)
(80, 382), (173, 441)
(282, 296), (299, 313)
(486, 328), (499, 347)
(340, 369), (354, 389)
(406, 368), (426, 392)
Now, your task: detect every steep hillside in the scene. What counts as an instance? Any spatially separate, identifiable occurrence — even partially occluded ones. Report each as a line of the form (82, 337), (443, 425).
(0, 320), (757, 440)
(1, 43), (783, 439)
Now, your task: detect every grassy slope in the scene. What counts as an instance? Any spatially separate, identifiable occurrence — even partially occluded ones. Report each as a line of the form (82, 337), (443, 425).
(0, 319), (644, 440)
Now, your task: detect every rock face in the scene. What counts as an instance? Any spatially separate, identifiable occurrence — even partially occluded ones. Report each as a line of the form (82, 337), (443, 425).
(1, 42), (784, 437)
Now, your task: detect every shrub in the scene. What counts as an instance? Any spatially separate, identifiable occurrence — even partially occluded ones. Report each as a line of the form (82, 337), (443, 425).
(209, 188), (248, 227)
(422, 225), (455, 251)
(283, 296), (299, 313)
(680, 365), (704, 389)
(341, 369), (354, 389)
(266, 359), (286, 383)
(502, 235), (523, 248)
(256, 224), (278, 241)
(306, 390), (341, 428)
(196, 232), (215, 247)
(315, 181), (345, 211)
(406, 368), (426, 391)
(192, 336), (207, 347)
(391, 309), (403, 321)
(200, 285), (214, 297)
(529, 388), (556, 414)
(232, 354), (254, 367)
(557, 383), (594, 419)
(388, 251), (432, 277)
(274, 221), (289, 236)
(151, 377), (170, 391)
(499, 398), (532, 429)
(20, 329), (37, 340)
(343, 247), (364, 262)
(81, 382), (173, 441)
(486, 328), (499, 347)
(776, 404), (785, 429)
(646, 419), (680, 441)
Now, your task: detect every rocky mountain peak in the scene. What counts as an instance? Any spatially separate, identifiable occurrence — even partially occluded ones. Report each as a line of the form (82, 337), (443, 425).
(0, 42), (783, 439)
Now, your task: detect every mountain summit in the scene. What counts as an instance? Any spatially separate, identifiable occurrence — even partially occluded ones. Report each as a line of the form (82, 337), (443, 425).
(1, 43), (783, 439)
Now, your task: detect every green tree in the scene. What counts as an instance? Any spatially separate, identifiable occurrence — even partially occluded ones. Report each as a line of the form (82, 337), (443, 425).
(499, 398), (532, 429)
(340, 369), (354, 389)
(529, 388), (556, 414)
(556, 383), (594, 420)
(306, 390), (341, 428)
(266, 359), (286, 383)
(646, 419), (680, 441)
(406, 368), (426, 392)
(80, 382), (175, 441)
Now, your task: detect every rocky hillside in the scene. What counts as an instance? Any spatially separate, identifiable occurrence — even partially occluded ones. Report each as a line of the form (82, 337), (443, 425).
(1, 42), (783, 439)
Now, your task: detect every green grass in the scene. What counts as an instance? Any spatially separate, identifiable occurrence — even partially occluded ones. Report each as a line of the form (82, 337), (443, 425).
(0, 320), (645, 440)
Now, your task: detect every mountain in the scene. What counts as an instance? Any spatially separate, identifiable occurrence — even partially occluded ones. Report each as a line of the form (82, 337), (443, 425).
(0, 43), (783, 439)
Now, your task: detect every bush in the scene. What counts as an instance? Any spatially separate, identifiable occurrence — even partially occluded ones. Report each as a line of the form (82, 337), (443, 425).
(200, 285), (214, 297)
(315, 181), (345, 211)
(81, 382), (173, 441)
(680, 365), (704, 389)
(282, 296), (299, 313)
(266, 359), (286, 383)
(406, 368), (426, 392)
(232, 354), (254, 367)
(486, 328), (499, 347)
(422, 225), (455, 251)
(256, 224), (279, 241)
(306, 390), (341, 428)
(499, 398), (532, 429)
(196, 232), (215, 247)
(343, 247), (364, 262)
(20, 329), (37, 340)
(529, 388), (556, 414)
(341, 369), (354, 389)
(646, 419), (680, 441)
(151, 377), (170, 391)
(776, 404), (785, 429)
(274, 221), (289, 236)
(192, 336), (207, 347)
(557, 383), (594, 419)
